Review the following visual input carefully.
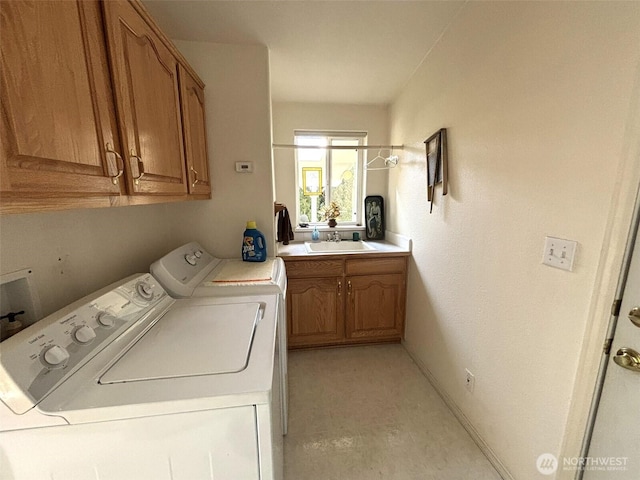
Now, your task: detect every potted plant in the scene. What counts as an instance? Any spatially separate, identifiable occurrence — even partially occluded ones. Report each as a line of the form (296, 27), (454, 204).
(322, 201), (340, 227)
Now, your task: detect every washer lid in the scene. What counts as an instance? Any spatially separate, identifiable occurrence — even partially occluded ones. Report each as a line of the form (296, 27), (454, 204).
(99, 303), (262, 384)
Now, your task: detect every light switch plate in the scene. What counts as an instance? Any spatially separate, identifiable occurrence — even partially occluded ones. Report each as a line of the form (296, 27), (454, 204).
(542, 236), (577, 271)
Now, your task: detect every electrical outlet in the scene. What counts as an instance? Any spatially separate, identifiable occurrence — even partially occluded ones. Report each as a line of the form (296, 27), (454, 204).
(465, 369), (475, 393)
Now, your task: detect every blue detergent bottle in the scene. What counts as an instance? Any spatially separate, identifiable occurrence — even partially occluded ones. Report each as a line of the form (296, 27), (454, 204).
(242, 220), (267, 262)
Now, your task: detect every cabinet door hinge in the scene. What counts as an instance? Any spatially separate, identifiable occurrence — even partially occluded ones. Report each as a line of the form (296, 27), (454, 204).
(603, 338), (613, 355)
(611, 299), (622, 316)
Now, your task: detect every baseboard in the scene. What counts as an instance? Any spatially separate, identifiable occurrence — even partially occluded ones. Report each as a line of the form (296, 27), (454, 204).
(403, 341), (515, 480)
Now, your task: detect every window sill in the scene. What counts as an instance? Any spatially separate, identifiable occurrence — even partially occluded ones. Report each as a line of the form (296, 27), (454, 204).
(294, 225), (365, 234)
(293, 224), (366, 242)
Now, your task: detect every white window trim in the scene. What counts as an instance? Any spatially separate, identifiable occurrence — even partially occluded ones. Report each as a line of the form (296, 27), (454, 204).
(294, 130), (366, 226)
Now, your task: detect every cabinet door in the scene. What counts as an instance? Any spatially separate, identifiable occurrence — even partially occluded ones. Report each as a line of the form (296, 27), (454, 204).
(346, 274), (405, 340)
(287, 277), (345, 348)
(179, 65), (211, 196)
(0, 0), (123, 202)
(102, 0), (187, 195)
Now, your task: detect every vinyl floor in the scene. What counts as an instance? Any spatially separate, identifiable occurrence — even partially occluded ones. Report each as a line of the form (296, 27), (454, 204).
(284, 344), (502, 480)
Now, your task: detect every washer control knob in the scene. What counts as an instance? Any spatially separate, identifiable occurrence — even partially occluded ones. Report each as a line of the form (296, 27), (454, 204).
(136, 282), (154, 300)
(73, 325), (96, 344)
(42, 345), (70, 367)
(184, 254), (197, 266)
(194, 250), (203, 258)
(97, 312), (116, 328)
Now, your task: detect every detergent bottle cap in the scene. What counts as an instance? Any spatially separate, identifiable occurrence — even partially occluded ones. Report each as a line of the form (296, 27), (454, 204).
(246, 221), (257, 229)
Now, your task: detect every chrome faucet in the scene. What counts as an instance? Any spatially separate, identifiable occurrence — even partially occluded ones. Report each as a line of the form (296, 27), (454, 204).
(326, 232), (341, 242)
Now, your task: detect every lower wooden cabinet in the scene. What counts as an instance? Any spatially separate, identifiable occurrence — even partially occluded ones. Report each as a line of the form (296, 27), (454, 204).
(346, 273), (406, 340)
(284, 254), (408, 349)
(287, 277), (345, 348)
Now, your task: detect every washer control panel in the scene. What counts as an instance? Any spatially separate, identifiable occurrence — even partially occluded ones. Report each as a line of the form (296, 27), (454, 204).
(0, 274), (170, 415)
(150, 242), (219, 296)
(177, 245), (209, 271)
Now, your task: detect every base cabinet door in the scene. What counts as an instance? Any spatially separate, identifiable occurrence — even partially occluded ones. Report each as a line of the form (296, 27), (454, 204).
(287, 277), (344, 348)
(0, 0), (123, 202)
(345, 274), (406, 340)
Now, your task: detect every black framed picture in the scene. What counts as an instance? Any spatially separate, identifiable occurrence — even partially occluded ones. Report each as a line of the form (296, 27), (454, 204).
(424, 128), (448, 212)
(365, 195), (384, 240)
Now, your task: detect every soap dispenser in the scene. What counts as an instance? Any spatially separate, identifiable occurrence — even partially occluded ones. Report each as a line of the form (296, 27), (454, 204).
(311, 226), (320, 242)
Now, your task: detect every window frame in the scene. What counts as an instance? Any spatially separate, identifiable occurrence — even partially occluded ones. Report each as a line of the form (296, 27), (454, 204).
(294, 130), (366, 226)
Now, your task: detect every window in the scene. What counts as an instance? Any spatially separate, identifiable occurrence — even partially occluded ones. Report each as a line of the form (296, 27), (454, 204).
(295, 131), (365, 225)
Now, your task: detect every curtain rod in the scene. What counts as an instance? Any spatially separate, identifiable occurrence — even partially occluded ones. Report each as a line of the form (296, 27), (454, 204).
(272, 143), (404, 151)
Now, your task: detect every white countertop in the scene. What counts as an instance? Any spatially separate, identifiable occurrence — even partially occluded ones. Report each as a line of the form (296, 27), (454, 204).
(277, 231), (412, 257)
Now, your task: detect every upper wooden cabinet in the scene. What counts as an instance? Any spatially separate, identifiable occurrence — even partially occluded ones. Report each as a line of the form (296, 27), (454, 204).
(179, 65), (211, 196)
(0, 0), (211, 214)
(0, 0), (124, 204)
(102, 0), (187, 196)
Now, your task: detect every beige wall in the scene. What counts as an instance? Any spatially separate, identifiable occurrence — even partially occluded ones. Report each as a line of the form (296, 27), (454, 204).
(0, 42), (274, 318)
(0, 205), (185, 318)
(272, 102), (388, 224)
(388, 2), (640, 479)
(173, 41), (275, 256)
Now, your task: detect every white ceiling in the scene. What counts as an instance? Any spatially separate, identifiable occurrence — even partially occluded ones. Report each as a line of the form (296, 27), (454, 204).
(143, 1), (465, 105)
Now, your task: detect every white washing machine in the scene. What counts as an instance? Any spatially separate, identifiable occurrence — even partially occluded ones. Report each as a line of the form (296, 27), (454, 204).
(0, 274), (283, 480)
(150, 241), (289, 434)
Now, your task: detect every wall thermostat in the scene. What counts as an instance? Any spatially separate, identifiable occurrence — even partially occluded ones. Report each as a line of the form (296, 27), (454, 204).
(235, 162), (254, 173)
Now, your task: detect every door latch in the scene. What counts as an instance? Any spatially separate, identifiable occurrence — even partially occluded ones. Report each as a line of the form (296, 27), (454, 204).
(613, 347), (640, 373)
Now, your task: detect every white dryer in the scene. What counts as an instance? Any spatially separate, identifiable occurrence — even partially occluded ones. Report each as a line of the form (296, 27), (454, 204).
(150, 241), (289, 433)
(0, 274), (283, 480)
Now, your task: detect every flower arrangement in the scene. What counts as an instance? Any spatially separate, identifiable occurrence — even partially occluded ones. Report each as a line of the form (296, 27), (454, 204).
(321, 201), (341, 220)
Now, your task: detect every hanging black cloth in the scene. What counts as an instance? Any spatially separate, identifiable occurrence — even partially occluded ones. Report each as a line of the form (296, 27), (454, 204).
(277, 207), (294, 245)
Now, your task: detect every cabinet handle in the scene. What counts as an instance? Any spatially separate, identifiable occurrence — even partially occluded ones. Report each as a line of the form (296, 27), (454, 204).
(347, 280), (352, 295)
(130, 150), (145, 184)
(190, 166), (199, 187)
(105, 143), (124, 184)
(337, 281), (342, 296)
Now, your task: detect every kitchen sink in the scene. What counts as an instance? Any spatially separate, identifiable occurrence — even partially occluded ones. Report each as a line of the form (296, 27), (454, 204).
(304, 241), (377, 254)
